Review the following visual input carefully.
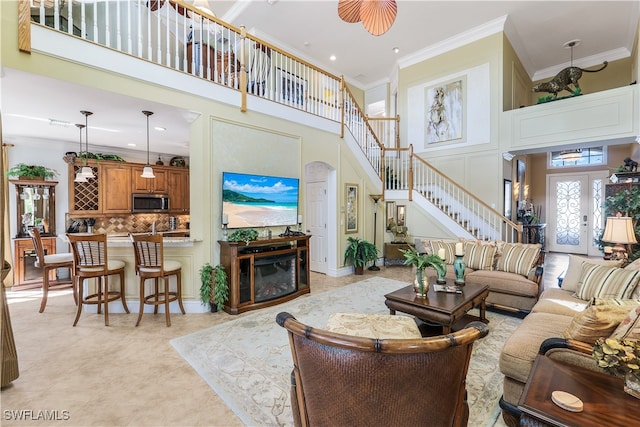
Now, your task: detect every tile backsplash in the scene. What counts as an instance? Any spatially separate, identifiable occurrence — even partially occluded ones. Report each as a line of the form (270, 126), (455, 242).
(65, 214), (190, 234)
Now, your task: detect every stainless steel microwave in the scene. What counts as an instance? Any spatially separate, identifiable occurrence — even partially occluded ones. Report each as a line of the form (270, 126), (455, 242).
(132, 193), (170, 213)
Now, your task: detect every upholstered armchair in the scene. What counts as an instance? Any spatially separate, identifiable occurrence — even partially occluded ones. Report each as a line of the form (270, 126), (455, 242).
(276, 312), (489, 427)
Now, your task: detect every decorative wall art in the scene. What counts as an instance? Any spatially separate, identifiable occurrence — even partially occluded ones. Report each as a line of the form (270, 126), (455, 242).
(276, 68), (306, 107)
(386, 201), (396, 231)
(345, 184), (358, 233)
(396, 205), (406, 227)
(425, 79), (463, 143)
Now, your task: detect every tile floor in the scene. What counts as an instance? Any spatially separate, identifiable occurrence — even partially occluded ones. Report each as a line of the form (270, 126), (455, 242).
(1, 253), (570, 426)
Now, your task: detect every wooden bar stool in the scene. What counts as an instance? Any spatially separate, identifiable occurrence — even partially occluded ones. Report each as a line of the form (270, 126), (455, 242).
(28, 228), (74, 313)
(130, 233), (185, 327)
(66, 233), (129, 326)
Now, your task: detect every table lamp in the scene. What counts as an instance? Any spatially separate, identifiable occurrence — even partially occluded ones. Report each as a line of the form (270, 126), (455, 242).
(602, 213), (637, 260)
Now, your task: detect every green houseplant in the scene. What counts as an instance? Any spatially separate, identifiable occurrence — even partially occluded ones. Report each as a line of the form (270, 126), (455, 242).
(228, 228), (259, 245)
(343, 237), (378, 275)
(199, 263), (229, 312)
(400, 246), (446, 296)
(5, 163), (58, 180)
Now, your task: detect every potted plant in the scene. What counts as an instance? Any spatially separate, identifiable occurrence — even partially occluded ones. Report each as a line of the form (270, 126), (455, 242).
(228, 228), (259, 245)
(199, 263), (229, 312)
(343, 237), (378, 275)
(5, 163), (58, 180)
(593, 337), (640, 398)
(400, 246), (446, 296)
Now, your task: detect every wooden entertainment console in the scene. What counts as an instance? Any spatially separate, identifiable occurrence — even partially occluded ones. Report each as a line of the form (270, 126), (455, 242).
(218, 235), (310, 314)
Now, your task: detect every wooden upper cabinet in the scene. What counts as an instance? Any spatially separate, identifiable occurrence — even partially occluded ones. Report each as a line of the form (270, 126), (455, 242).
(131, 166), (168, 194)
(68, 161), (101, 215)
(168, 168), (190, 213)
(101, 163), (132, 213)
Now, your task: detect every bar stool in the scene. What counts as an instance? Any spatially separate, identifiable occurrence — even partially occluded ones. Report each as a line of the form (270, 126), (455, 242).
(28, 228), (74, 313)
(130, 233), (185, 326)
(66, 233), (129, 326)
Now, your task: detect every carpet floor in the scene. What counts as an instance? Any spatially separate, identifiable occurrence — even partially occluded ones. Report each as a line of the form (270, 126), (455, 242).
(171, 277), (521, 427)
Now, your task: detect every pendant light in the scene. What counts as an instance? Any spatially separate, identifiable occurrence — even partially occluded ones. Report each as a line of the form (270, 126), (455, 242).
(141, 110), (155, 178)
(74, 123), (88, 183)
(80, 110), (95, 179)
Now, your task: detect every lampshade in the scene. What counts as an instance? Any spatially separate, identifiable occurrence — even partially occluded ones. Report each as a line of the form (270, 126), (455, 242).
(602, 214), (638, 244)
(141, 110), (155, 179)
(80, 111), (95, 179)
(74, 122), (89, 182)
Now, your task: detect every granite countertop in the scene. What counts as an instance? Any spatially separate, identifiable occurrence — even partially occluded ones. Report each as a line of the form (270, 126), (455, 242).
(60, 231), (199, 247)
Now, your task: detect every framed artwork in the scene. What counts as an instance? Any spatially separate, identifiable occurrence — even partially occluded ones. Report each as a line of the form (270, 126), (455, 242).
(386, 201), (396, 231)
(503, 179), (512, 219)
(425, 78), (464, 144)
(396, 205), (406, 227)
(345, 184), (358, 233)
(276, 67), (306, 107)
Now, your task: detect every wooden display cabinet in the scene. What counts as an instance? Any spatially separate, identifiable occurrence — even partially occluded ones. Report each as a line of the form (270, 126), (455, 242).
(218, 235), (310, 314)
(13, 237), (57, 288)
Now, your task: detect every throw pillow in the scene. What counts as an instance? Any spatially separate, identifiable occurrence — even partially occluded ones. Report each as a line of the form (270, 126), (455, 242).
(561, 255), (624, 292)
(610, 305), (640, 341)
(429, 241), (457, 264)
(463, 242), (496, 271)
(495, 243), (541, 277)
(590, 298), (640, 307)
(575, 264), (640, 301)
(563, 304), (636, 344)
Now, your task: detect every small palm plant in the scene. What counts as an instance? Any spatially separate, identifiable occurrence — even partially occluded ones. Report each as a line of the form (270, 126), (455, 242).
(400, 246), (446, 296)
(343, 237), (378, 274)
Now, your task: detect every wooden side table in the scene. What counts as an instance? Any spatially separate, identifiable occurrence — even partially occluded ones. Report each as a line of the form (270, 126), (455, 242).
(519, 355), (640, 426)
(384, 242), (414, 266)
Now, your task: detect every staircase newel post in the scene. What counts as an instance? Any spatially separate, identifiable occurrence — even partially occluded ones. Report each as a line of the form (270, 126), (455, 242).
(408, 144), (414, 201)
(239, 26), (247, 112)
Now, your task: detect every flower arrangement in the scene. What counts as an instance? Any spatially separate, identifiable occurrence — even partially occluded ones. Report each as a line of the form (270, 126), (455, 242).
(592, 337), (640, 378)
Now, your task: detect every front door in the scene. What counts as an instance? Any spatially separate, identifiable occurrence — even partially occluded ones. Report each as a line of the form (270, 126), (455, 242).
(547, 172), (607, 255)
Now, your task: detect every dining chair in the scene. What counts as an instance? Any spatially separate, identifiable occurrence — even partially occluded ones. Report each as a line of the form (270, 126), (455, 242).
(129, 233), (185, 326)
(66, 233), (129, 326)
(28, 228), (74, 313)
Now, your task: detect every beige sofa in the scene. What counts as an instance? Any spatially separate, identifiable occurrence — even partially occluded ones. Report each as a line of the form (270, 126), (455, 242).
(419, 239), (544, 313)
(498, 254), (640, 426)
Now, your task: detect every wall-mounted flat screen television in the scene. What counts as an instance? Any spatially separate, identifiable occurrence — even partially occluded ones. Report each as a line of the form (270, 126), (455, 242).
(222, 172), (299, 229)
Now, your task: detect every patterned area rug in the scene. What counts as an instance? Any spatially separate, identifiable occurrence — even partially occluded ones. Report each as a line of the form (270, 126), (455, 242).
(171, 277), (520, 426)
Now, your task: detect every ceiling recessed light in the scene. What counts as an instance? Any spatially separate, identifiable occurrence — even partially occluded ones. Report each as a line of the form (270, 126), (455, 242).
(392, 47), (399, 54)
(128, 143), (137, 147)
(154, 126), (166, 131)
(330, 55), (336, 61)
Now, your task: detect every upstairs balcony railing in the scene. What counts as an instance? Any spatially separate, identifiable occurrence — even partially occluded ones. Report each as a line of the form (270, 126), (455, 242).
(21, 0), (519, 242)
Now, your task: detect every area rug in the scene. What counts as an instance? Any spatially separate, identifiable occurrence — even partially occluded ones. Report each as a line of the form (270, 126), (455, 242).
(171, 277), (521, 427)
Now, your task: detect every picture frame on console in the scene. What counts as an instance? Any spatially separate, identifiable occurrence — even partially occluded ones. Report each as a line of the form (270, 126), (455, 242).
(386, 201), (396, 230)
(345, 184), (358, 233)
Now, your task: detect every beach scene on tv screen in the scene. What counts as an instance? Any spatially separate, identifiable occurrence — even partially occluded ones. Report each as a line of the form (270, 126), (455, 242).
(222, 172), (299, 228)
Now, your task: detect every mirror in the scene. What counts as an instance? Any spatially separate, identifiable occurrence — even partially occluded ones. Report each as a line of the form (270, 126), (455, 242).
(12, 181), (56, 237)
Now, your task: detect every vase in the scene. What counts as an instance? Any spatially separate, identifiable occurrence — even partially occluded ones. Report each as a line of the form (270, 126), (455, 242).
(624, 373), (640, 399)
(453, 255), (466, 284)
(436, 267), (446, 284)
(413, 268), (428, 297)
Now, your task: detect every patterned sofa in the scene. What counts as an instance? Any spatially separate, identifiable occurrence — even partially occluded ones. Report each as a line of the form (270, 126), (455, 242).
(497, 255), (640, 426)
(420, 239), (544, 314)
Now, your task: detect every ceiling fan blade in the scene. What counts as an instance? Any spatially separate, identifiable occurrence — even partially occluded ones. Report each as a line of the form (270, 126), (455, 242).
(338, 0), (362, 23)
(361, 0), (397, 36)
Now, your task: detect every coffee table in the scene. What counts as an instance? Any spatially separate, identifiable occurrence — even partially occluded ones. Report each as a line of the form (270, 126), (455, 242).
(519, 355), (640, 426)
(384, 281), (489, 334)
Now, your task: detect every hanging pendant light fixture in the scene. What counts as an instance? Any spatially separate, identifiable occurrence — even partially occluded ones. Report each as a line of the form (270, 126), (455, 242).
(80, 110), (95, 179)
(141, 110), (155, 178)
(74, 123), (88, 183)
(338, 0), (397, 36)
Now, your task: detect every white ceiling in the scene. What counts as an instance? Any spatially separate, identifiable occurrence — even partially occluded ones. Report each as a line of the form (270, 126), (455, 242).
(1, 0), (638, 157)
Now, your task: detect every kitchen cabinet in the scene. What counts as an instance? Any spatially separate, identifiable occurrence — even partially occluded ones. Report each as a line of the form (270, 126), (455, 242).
(68, 161), (101, 216)
(131, 166), (168, 194)
(168, 168), (190, 213)
(101, 163), (132, 213)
